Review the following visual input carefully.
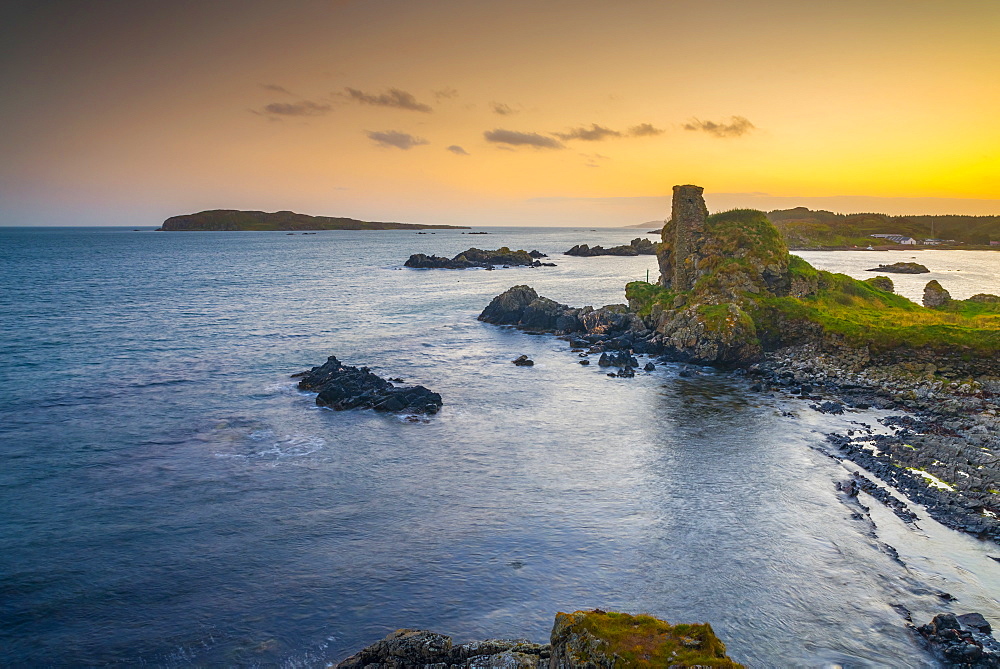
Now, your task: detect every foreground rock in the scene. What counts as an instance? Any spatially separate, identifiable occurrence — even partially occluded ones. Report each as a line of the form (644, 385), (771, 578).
(405, 247), (555, 269)
(335, 610), (742, 668)
(913, 613), (1000, 667)
(866, 261), (929, 274)
(565, 238), (656, 257)
(295, 356), (442, 414)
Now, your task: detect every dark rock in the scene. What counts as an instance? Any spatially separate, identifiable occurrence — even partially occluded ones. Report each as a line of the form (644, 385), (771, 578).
(644, 362), (655, 371)
(579, 359), (590, 365)
(297, 356), (441, 415)
(866, 261), (929, 274)
(564, 238), (656, 257)
(813, 401), (845, 415)
(913, 613), (1000, 668)
(406, 247), (548, 270)
(479, 285), (539, 325)
(528, 249), (547, 258)
(512, 355), (534, 366)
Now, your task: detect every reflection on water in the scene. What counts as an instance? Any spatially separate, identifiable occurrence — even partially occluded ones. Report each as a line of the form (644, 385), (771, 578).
(0, 227), (997, 667)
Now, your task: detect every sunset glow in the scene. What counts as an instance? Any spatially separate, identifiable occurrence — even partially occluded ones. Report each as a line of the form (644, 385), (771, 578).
(2, 0), (998, 226)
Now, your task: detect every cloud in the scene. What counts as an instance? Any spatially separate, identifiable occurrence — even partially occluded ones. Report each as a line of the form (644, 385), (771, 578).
(261, 83), (293, 95)
(483, 129), (564, 149)
(434, 87), (459, 100)
(366, 130), (429, 150)
(683, 116), (755, 138)
(554, 124), (622, 141)
(262, 100), (332, 116)
(446, 145), (470, 155)
(345, 87), (433, 112)
(628, 123), (663, 137)
(491, 102), (517, 116)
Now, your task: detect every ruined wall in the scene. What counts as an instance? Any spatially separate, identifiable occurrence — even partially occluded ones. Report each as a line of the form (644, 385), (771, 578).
(658, 184), (708, 290)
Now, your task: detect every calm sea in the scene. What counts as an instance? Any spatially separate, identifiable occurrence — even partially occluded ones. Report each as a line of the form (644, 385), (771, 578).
(1, 226), (998, 667)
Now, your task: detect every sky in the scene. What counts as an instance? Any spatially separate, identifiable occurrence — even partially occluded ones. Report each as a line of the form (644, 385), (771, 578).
(1, 0), (998, 227)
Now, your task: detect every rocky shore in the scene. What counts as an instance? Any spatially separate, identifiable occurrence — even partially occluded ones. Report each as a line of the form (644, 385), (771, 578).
(405, 247), (553, 269)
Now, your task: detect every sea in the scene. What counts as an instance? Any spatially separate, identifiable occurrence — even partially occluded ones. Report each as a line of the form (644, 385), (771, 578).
(2, 226), (999, 668)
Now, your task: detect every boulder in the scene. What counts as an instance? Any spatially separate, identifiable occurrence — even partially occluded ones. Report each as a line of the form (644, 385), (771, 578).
(512, 355), (534, 366)
(478, 285), (539, 325)
(296, 356), (442, 414)
(923, 280), (951, 308)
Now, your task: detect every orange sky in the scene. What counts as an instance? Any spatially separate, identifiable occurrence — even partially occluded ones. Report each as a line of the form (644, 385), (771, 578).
(1, 0), (998, 226)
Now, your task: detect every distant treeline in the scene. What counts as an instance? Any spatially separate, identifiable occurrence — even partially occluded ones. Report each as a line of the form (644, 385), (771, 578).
(767, 207), (1000, 247)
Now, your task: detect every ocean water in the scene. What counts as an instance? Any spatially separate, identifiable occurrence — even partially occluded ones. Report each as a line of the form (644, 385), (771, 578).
(1, 226), (999, 668)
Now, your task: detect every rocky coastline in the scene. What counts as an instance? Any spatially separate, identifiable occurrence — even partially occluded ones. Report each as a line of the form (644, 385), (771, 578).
(478, 184), (999, 548)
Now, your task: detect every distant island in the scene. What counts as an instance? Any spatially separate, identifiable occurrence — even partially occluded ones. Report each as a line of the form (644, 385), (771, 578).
(157, 209), (469, 231)
(767, 207), (1000, 248)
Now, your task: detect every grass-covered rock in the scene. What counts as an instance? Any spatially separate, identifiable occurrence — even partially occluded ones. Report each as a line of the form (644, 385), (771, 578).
(550, 609), (743, 668)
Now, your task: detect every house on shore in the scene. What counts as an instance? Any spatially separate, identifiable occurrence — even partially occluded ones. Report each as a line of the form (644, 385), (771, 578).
(871, 234), (917, 245)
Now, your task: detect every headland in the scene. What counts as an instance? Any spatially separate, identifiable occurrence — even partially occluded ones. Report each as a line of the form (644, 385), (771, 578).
(157, 209), (468, 231)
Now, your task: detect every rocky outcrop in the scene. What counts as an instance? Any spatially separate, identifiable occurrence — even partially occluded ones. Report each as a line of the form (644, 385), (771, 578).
(913, 613), (1000, 668)
(866, 262), (929, 274)
(564, 238), (655, 257)
(864, 275), (895, 293)
(478, 286), (651, 351)
(405, 247), (555, 269)
(923, 280), (951, 308)
(295, 356), (442, 414)
(334, 610), (742, 668)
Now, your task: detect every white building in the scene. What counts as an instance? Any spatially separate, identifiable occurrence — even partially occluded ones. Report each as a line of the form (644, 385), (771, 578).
(871, 234), (917, 245)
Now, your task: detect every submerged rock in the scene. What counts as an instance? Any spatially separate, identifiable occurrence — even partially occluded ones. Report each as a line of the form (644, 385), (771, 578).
(866, 261), (929, 274)
(295, 356), (442, 414)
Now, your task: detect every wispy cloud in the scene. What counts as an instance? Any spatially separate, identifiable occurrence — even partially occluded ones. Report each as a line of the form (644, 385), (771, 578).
(554, 124), (622, 141)
(628, 123), (664, 137)
(446, 145), (470, 155)
(483, 129), (564, 149)
(491, 102), (517, 116)
(683, 116), (755, 138)
(366, 130), (429, 150)
(261, 83), (293, 95)
(262, 101), (332, 116)
(434, 87), (458, 101)
(345, 87), (433, 112)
